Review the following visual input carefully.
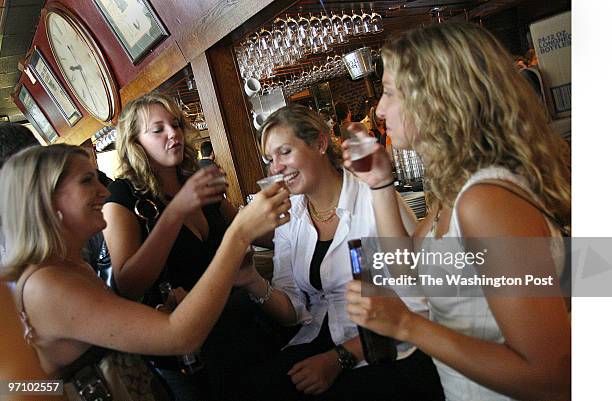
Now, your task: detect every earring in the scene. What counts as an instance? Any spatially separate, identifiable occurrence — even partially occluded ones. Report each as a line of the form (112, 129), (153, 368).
(56, 210), (63, 221)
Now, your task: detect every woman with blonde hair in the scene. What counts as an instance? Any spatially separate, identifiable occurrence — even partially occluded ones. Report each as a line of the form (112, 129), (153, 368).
(102, 92), (270, 400)
(344, 22), (570, 401)
(232, 105), (443, 401)
(0, 144), (288, 398)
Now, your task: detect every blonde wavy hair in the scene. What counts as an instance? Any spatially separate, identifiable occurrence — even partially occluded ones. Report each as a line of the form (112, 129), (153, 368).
(115, 92), (199, 199)
(0, 145), (88, 280)
(382, 22), (570, 225)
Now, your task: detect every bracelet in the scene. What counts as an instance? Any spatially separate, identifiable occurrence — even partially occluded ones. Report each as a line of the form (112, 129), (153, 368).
(370, 181), (395, 190)
(248, 278), (273, 304)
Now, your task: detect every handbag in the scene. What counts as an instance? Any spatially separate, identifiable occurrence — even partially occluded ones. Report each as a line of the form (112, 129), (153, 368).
(58, 347), (174, 401)
(15, 268), (174, 401)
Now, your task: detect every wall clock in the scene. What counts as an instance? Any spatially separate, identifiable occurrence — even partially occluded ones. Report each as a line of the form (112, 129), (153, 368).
(45, 5), (119, 123)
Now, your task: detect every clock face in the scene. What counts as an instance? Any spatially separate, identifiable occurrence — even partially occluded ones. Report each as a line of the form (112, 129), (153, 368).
(46, 9), (117, 122)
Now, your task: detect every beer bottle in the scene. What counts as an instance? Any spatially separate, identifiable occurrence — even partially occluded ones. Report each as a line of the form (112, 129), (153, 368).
(348, 239), (397, 365)
(158, 282), (205, 375)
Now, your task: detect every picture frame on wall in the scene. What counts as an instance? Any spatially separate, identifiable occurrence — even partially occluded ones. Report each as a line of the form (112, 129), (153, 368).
(29, 47), (82, 126)
(92, 0), (168, 64)
(18, 85), (59, 144)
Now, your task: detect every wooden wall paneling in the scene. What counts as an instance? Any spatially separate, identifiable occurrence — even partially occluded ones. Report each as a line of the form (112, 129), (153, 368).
(192, 43), (264, 208)
(191, 51), (243, 207)
(119, 41), (187, 105)
(158, 0), (277, 62)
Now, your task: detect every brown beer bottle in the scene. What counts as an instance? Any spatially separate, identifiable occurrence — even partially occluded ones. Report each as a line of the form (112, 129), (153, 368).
(348, 239), (397, 365)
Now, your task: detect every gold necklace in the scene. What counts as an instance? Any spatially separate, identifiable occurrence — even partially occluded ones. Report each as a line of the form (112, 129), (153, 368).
(308, 200), (337, 223)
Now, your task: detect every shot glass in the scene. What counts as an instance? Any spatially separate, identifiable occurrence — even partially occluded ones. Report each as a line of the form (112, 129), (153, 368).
(256, 174), (288, 218)
(256, 173), (288, 191)
(345, 136), (377, 172)
(203, 165), (228, 186)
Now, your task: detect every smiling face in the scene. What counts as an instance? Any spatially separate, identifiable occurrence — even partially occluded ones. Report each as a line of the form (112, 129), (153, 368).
(137, 103), (185, 170)
(376, 69), (419, 149)
(53, 154), (110, 240)
(263, 124), (326, 195)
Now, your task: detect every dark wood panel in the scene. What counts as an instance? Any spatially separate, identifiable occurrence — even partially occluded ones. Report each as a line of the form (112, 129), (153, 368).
(167, 0), (292, 62)
(197, 43), (265, 207)
(192, 52), (244, 208)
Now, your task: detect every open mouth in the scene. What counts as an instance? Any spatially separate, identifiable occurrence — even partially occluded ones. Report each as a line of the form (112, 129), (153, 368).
(284, 171), (299, 184)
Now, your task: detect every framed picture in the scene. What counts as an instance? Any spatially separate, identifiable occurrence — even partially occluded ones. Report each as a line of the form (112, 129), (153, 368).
(18, 85), (59, 144)
(29, 47), (82, 126)
(93, 0), (168, 64)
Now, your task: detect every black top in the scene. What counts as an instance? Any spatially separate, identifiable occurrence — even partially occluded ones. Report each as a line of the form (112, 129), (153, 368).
(105, 179), (228, 303)
(309, 239), (333, 291)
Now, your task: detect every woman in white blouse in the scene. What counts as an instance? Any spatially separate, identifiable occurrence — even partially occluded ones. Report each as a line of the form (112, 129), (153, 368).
(234, 105), (443, 401)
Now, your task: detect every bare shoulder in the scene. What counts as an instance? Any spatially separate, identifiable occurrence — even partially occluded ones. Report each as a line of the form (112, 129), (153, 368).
(456, 183), (550, 237)
(102, 201), (136, 220)
(24, 264), (110, 318)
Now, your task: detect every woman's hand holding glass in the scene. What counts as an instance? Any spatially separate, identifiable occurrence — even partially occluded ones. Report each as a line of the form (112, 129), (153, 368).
(167, 166), (227, 218)
(230, 181), (290, 244)
(341, 122), (394, 188)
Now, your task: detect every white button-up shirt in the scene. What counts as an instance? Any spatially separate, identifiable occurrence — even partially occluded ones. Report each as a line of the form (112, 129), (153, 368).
(272, 169), (426, 364)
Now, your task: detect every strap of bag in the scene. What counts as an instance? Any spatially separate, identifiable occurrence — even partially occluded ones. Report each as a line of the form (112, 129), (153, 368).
(123, 181), (170, 305)
(53, 346), (110, 379)
(475, 179), (571, 237)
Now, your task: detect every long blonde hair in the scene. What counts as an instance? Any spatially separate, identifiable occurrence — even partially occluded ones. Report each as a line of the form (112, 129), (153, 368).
(0, 145), (88, 280)
(115, 92), (199, 199)
(382, 22), (570, 225)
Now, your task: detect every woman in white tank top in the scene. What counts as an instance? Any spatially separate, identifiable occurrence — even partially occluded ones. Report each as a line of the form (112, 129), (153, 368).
(343, 22), (571, 401)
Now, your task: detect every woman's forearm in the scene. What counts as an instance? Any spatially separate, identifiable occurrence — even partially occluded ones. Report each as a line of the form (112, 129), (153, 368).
(371, 186), (410, 237)
(245, 276), (297, 326)
(113, 206), (184, 299)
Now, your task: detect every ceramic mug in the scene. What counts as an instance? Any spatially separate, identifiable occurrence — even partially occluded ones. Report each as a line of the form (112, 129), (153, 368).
(244, 77), (261, 97)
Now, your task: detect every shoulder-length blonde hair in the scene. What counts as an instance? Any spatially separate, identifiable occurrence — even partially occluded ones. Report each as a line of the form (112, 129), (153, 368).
(382, 22), (570, 225)
(257, 104), (343, 171)
(115, 92), (199, 199)
(0, 144), (88, 280)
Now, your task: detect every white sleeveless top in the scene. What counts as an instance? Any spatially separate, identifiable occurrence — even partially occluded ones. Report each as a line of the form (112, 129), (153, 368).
(421, 166), (563, 401)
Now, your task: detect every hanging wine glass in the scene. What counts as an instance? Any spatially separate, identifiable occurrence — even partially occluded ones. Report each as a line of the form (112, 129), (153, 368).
(272, 18), (286, 51)
(362, 8), (373, 34)
(370, 10), (384, 33)
(331, 11), (342, 37)
(320, 12), (334, 45)
(286, 15), (299, 43)
(309, 13), (322, 39)
(352, 8), (365, 35)
(341, 9), (353, 36)
(297, 13), (310, 41)
(259, 28), (272, 54)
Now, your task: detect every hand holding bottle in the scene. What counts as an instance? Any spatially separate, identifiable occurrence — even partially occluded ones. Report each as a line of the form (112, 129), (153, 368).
(345, 280), (415, 344)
